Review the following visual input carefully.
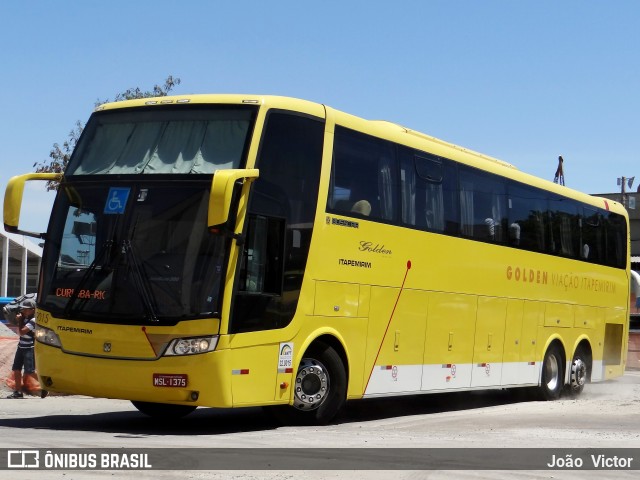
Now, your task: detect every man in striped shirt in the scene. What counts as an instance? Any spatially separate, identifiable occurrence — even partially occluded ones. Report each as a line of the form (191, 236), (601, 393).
(6, 298), (37, 399)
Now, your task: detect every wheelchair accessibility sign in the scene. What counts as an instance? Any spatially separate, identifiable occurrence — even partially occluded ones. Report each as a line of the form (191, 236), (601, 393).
(104, 187), (130, 214)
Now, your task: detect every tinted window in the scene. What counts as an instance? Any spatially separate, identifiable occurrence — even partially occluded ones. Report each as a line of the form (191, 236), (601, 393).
(400, 151), (459, 234)
(459, 167), (507, 243)
(326, 127), (627, 270)
(41, 180), (227, 323)
(231, 112), (324, 333)
(508, 183), (548, 252)
(604, 212), (627, 268)
(582, 207), (604, 263)
(329, 127), (398, 222)
(549, 196), (581, 258)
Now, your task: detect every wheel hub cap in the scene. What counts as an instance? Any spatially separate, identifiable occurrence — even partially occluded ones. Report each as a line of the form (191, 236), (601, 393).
(545, 354), (560, 391)
(571, 358), (587, 387)
(294, 358), (330, 410)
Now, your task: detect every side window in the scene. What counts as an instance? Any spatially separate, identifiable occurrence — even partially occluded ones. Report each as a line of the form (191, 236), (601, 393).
(605, 212), (627, 268)
(508, 183), (548, 252)
(549, 197), (581, 259)
(459, 167), (507, 243)
(238, 215), (285, 294)
(400, 150), (459, 234)
(328, 127), (398, 222)
(231, 111), (324, 333)
(582, 207), (604, 263)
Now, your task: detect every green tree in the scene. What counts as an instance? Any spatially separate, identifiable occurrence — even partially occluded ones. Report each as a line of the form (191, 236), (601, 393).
(33, 75), (181, 190)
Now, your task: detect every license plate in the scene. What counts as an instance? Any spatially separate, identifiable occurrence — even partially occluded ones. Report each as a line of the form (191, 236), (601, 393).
(153, 373), (188, 388)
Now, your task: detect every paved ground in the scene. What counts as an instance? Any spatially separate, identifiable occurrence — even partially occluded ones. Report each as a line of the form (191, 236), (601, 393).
(0, 323), (18, 388)
(1, 368), (639, 479)
(2, 321), (639, 478)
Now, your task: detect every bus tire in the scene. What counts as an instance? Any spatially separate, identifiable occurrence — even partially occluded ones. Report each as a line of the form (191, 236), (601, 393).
(568, 348), (589, 396)
(131, 401), (196, 418)
(538, 343), (564, 401)
(269, 342), (347, 425)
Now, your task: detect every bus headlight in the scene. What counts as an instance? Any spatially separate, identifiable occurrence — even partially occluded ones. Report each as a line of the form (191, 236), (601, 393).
(164, 336), (218, 356)
(35, 325), (62, 348)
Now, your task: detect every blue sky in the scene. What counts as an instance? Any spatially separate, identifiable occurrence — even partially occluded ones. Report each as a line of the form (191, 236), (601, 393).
(1, 1), (639, 233)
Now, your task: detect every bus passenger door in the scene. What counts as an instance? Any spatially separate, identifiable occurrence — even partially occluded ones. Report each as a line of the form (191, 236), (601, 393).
(471, 297), (507, 388)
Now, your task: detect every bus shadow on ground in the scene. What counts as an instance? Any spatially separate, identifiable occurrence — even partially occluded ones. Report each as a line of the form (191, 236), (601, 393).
(0, 388), (532, 435)
(0, 405), (278, 436)
(342, 388), (532, 423)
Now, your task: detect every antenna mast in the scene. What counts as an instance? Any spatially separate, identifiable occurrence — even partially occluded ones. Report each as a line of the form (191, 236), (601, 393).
(553, 156), (565, 186)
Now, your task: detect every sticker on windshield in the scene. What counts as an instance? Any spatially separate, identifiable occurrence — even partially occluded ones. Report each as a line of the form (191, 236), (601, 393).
(104, 187), (130, 214)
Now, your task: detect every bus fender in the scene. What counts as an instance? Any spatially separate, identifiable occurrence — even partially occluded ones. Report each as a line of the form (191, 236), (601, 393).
(291, 328), (351, 396)
(294, 327), (350, 372)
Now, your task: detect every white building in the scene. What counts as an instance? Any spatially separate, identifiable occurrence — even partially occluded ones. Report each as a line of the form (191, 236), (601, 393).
(0, 225), (42, 298)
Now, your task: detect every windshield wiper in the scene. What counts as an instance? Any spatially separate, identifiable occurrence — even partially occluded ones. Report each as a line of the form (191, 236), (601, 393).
(121, 240), (159, 322)
(63, 240), (114, 318)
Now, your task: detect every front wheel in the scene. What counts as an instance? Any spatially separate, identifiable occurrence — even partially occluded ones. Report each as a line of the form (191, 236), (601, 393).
(132, 401), (196, 418)
(268, 342), (347, 425)
(538, 343), (564, 400)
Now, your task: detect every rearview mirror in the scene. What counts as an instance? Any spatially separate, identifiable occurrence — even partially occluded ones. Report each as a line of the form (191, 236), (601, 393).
(208, 169), (259, 228)
(4, 173), (62, 238)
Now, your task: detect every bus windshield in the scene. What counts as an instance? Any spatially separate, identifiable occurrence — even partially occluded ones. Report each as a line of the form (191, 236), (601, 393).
(40, 179), (228, 324)
(65, 105), (256, 175)
(37, 103), (259, 324)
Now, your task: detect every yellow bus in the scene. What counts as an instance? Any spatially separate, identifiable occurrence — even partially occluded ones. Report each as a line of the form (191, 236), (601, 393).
(4, 95), (630, 424)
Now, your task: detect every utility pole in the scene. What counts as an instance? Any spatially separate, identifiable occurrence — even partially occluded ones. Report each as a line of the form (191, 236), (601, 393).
(618, 176), (635, 209)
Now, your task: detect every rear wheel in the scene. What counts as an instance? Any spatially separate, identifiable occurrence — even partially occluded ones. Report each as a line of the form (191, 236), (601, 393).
(268, 342), (347, 425)
(568, 348), (589, 396)
(539, 343), (564, 400)
(131, 401), (196, 418)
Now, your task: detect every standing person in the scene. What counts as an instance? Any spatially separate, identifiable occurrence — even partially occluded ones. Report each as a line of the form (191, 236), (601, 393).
(5, 298), (42, 399)
(2, 293), (36, 328)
